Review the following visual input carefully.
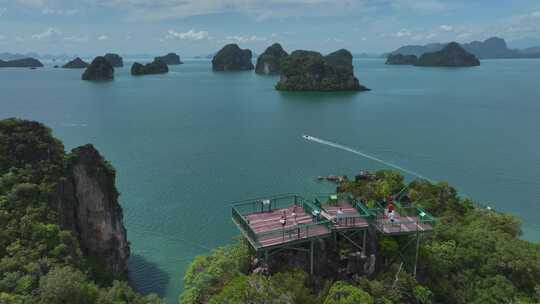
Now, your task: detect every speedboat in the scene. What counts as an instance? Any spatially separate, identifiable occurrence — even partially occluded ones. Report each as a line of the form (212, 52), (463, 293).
(302, 135), (312, 140)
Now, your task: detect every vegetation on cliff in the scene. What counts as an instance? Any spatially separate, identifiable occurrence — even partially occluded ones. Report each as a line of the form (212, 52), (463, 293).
(82, 57), (114, 81)
(62, 57), (89, 69)
(104, 53), (123, 68)
(155, 53), (183, 65)
(0, 58), (43, 68)
(255, 43), (289, 75)
(179, 170), (540, 304)
(0, 118), (161, 303)
(415, 42), (480, 67)
(212, 44), (254, 71)
(275, 49), (369, 92)
(385, 54), (418, 65)
(131, 59), (169, 76)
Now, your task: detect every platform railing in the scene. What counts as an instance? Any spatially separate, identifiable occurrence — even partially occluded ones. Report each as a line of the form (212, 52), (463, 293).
(231, 193), (304, 215)
(231, 207), (258, 245)
(370, 203), (435, 233)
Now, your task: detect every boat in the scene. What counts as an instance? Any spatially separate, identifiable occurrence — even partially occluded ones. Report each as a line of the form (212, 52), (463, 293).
(302, 135), (312, 140)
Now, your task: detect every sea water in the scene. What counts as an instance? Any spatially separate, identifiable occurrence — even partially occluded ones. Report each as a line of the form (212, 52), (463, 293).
(1, 58), (539, 302)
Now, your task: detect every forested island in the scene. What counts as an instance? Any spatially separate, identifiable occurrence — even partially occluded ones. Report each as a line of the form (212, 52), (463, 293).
(0, 119), (162, 303)
(180, 171), (540, 304)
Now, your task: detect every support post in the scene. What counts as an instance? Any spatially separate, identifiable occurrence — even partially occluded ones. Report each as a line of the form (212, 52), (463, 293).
(413, 231), (421, 278)
(310, 240), (314, 275)
(362, 230), (367, 256)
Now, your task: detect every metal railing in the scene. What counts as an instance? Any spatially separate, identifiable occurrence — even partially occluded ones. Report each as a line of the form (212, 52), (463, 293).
(370, 203), (435, 234)
(256, 220), (332, 244)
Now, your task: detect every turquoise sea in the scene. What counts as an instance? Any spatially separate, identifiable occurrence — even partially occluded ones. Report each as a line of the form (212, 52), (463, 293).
(1, 58), (539, 302)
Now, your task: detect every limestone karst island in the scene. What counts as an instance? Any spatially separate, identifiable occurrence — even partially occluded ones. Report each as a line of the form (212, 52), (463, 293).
(1, 2), (540, 304)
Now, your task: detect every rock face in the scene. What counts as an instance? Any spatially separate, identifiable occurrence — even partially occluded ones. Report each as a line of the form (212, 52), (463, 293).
(212, 44), (254, 71)
(385, 54), (418, 65)
(104, 53), (124, 67)
(415, 42), (480, 67)
(155, 53), (183, 65)
(131, 59), (169, 76)
(82, 56), (114, 81)
(275, 49), (369, 91)
(255, 43), (288, 75)
(60, 144), (130, 274)
(62, 57), (89, 69)
(0, 57), (43, 68)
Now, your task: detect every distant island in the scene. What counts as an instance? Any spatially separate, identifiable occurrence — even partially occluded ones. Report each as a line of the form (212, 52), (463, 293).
(131, 59), (169, 76)
(155, 53), (183, 65)
(0, 57), (43, 68)
(212, 44), (254, 71)
(276, 49), (369, 91)
(385, 54), (419, 65)
(255, 43), (288, 75)
(104, 53), (124, 68)
(387, 42), (480, 67)
(62, 57), (89, 69)
(388, 37), (540, 59)
(82, 56), (114, 81)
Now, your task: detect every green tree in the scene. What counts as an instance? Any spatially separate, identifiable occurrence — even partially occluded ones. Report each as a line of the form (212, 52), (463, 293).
(323, 281), (373, 304)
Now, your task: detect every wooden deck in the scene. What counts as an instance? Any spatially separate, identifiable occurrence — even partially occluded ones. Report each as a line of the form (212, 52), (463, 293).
(374, 213), (433, 234)
(322, 202), (369, 230)
(245, 205), (330, 249)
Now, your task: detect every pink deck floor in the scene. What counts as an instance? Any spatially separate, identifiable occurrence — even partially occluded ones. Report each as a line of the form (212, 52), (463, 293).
(323, 202), (369, 229)
(245, 205), (330, 248)
(375, 214), (433, 234)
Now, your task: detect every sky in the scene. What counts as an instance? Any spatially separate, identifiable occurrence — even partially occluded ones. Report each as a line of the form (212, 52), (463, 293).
(0, 0), (540, 57)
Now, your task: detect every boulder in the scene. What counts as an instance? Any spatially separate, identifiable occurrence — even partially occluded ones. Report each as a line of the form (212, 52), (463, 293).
(82, 56), (114, 81)
(385, 54), (418, 65)
(104, 53), (123, 67)
(0, 57), (43, 68)
(62, 57), (89, 69)
(131, 59), (169, 76)
(275, 49), (369, 91)
(255, 43), (288, 75)
(155, 53), (183, 65)
(415, 42), (480, 67)
(212, 44), (254, 71)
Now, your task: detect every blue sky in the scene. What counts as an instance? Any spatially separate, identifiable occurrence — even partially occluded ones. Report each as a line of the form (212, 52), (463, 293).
(1, 0), (539, 56)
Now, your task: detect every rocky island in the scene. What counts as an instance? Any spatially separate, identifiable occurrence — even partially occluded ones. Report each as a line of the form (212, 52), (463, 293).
(415, 42), (480, 67)
(385, 53), (418, 65)
(82, 56), (114, 81)
(0, 118), (161, 303)
(62, 57), (89, 69)
(104, 53), (124, 67)
(275, 49), (369, 91)
(255, 43), (288, 75)
(131, 59), (169, 76)
(212, 44), (254, 71)
(0, 57), (43, 68)
(155, 53), (183, 65)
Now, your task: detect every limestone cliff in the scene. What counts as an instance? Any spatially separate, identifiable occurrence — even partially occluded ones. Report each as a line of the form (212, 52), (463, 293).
(255, 43), (288, 75)
(60, 144), (130, 274)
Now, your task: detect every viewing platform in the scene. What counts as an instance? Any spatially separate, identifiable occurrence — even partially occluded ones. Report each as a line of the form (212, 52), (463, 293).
(231, 194), (332, 250)
(314, 193), (370, 230)
(371, 202), (434, 235)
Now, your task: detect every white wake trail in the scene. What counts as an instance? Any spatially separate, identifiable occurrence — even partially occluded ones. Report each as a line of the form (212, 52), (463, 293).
(303, 135), (431, 181)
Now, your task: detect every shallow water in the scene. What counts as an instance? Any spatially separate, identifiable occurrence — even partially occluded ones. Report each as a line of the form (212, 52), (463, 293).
(1, 58), (539, 303)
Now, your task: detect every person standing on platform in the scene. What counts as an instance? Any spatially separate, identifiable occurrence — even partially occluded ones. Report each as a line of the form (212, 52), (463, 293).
(280, 211), (287, 240)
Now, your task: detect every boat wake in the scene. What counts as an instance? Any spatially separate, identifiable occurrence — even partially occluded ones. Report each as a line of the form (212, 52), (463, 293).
(302, 134), (431, 181)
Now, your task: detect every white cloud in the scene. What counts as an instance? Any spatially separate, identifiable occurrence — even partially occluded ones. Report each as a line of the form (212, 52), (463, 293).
(166, 29), (209, 41)
(42, 8), (79, 16)
(0, 7), (7, 16)
(531, 11), (540, 18)
(222, 35), (267, 44)
(439, 25), (453, 32)
(97, 35), (109, 41)
(395, 29), (412, 37)
(390, 0), (453, 13)
(64, 35), (88, 43)
(31, 27), (61, 40)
